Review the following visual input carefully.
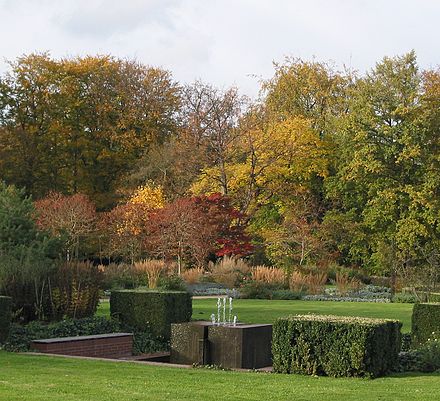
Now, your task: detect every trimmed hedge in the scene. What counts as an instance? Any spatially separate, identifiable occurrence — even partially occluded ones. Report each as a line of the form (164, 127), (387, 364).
(110, 290), (192, 340)
(272, 314), (401, 378)
(3, 316), (120, 352)
(0, 296), (12, 343)
(412, 303), (440, 347)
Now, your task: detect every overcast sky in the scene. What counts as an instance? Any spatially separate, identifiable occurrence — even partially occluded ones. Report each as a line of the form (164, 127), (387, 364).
(0, 0), (439, 98)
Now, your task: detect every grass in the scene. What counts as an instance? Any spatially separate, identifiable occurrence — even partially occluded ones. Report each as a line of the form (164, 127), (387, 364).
(0, 299), (431, 400)
(98, 298), (414, 332)
(1, 351), (439, 401)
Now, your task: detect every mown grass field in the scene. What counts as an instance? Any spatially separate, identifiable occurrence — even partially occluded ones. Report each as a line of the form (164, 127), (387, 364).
(0, 299), (432, 401)
(97, 298), (414, 332)
(1, 351), (440, 401)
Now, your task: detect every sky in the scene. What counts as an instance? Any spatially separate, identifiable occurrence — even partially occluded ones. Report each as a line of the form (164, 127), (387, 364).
(0, 0), (439, 98)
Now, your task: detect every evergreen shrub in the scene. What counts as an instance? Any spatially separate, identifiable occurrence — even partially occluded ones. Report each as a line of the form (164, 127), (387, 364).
(272, 314), (401, 378)
(110, 289), (192, 340)
(0, 296), (12, 342)
(412, 303), (440, 347)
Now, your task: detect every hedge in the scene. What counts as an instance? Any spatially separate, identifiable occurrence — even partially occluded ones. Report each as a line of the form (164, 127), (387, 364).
(3, 316), (120, 352)
(110, 290), (192, 340)
(0, 296), (12, 343)
(272, 314), (401, 378)
(412, 303), (440, 347)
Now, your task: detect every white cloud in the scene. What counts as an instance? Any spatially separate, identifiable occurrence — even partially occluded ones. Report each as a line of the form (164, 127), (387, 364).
(0, 0), (439, 97)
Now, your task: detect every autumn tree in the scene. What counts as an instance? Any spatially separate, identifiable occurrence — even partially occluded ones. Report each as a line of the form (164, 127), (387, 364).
(131, 81), (247, 199)
(146, 194), (252, 272)
(261, 57), (349, 137)
(34, 192), (97, 260)
(99, 183), (164, 263)
(0, 54), (181, 208)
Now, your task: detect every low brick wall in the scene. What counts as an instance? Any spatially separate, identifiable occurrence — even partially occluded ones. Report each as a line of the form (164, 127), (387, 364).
(31, 333), (133, 359)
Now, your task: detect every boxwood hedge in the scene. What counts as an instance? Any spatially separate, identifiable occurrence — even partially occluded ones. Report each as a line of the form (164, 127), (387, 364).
(412, 303), (440, 347)
(0, 296), (12, 343)
(110, 290), (192, 340)
(272, 314), (401, 378)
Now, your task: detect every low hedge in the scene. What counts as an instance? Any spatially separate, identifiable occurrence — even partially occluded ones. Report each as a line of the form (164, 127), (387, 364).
(0, 296), (12, 343)
(110, 290), (192, 340)
(272, 314), (401, 378)
(412, 303), (440, 347)
(3, 316), (120, 352)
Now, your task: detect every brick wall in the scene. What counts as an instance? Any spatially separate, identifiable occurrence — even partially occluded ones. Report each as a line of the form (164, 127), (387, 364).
(31, 333), (133, 359)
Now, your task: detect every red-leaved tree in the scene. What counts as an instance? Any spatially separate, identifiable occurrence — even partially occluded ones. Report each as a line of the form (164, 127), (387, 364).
(34, 192), (96, 260)
(146, 193), (252, 271)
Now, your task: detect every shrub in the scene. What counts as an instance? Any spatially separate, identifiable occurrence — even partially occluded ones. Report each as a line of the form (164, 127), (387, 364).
(412, 303), (440, 347)
(326, 264), (371, 285)
(185, 283), (239, 297)
(392, 292), (418, 303)
(302, 295), (390, 303)
(370, 276), (392, 287)
(251, 266), (286, 286)
(306, 272), (327, 295)
(289, 271), (308, 292)
(401, 332), (412, 352)
(335, 272), (361, 296)
(157, 275), (187, 291)
(411, 335), (440, 372)
(99, 263), (147, 290)
(289, 271), (327, 295)
(271, 290), (303, 300)
(47, 261), (102, 320)
(209, 256), (250, 288)
(181, 268), (203, 284)
(272, 314), (402, 378)
(3, 316), (120, 352)
(131, 330), (168, 355)
(134, 259), (169, 289)
(110, 289), (192, 340)
(398, 333), (440, 373)
(240, 282), (274, 299)
(0, 296), (12, 342)
(302, 285), (392, 303)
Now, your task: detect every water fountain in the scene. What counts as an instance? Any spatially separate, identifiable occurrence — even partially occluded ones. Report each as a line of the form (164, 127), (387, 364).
(212, 297), (237, 326)
(170, 296), (272, 369)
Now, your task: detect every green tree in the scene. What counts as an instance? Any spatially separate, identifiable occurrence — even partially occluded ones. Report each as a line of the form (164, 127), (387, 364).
(325, 52), (440, 283)
(0, 182), (59, 321)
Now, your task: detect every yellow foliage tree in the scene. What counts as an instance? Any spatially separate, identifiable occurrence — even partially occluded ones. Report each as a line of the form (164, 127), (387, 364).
(128, 183), (165, 209)
(192, 116), (329, 215)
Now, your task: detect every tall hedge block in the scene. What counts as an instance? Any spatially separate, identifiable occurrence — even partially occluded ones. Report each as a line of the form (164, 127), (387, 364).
(110, 290), (192, 340)
(272, 314), (401, 378)
(412, 303), (440, 347)
(0, 296), (12, 343)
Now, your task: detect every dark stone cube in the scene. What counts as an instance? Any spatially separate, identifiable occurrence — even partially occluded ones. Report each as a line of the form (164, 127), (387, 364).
(208, 324), (272, 369)
(170, 322), (273, 369)
(170, 321), (210, 365)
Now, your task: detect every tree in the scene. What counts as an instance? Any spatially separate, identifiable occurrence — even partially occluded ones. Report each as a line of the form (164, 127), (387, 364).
(0, 182), (59, 321)
(146, 194), (252, 272)
(261, 57), (349, 138)
(324, 52), (440, 282)
(0, 54), (181, 208)
(99, 183), (164, 264)
(34, 192), (96, 261)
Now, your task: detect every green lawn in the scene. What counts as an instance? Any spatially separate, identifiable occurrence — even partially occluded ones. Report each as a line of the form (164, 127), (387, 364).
(0, 299), (429, 401)
(1, 351), (439, 401)
(98, 298), (414, 332)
